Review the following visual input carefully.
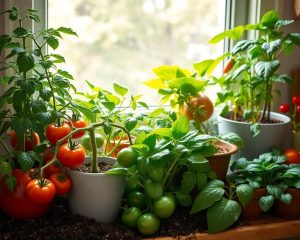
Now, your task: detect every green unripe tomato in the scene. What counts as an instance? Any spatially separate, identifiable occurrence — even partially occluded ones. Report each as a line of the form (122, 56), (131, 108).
(153, 196), (176, 219)
(80, 133), (104, 153)
(137, 213), (160, 235)
(144, 180), (163, 200)
(122, 207), (142, 229)
(117, 147), (137, 168)
(127, 191), (147, 209)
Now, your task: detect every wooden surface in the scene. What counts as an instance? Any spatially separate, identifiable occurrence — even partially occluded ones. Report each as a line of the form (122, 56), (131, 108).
(145, 215), (300, 240)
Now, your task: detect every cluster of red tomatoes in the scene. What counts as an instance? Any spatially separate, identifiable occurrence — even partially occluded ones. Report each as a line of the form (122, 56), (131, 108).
(7, 118), (88, 212)
(279, 95), (300, 114)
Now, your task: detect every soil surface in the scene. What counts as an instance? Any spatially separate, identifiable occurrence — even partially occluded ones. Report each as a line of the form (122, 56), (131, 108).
(0, 197), (208, 240)
(225, 112), (283, 124)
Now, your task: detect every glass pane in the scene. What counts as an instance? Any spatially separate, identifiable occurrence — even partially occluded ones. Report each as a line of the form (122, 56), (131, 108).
(48, 0), (226, 105)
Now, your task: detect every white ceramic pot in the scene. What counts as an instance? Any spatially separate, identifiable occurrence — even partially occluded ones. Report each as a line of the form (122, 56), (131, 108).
(218, 112), (292, 160)
(68, 156), (125, 223)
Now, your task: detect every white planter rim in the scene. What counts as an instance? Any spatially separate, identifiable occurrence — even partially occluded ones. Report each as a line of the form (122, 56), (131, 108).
(218, 111), (291, 126)
(68, 156), (118, 176)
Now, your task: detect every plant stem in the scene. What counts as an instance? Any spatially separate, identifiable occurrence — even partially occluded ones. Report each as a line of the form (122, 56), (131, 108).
(89, 128), (98, 173)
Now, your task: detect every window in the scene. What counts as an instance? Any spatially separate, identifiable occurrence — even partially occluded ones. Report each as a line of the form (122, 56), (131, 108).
(47, 0), (226, 104)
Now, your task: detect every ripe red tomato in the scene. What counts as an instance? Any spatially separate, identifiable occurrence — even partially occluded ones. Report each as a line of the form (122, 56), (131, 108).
(297, 106), (300, 113)
(57, 143), (86, 169)
(26, 178), (56, 204)
(292, 95), (300, 105)
(49, 173), (72, 196)
(283, 148), (300, 164)
(180, 93), (214, 122)
(45, 122), (71, 145)
(10, 131), (40, 151)
(223, 59), (235, 74)
(71, 119), (87, 139)
(279, 104), (290, 113)
(0, 169), (50, 219)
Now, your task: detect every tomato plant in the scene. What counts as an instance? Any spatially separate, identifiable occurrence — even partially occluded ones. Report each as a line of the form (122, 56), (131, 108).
(153, 196), (176, 219)
(283, 148), (300, 164)
(292, 95), (300, 105)
(49, 173), (72, 196)
(180, 93), (214, 123)
(71, 119), (87, 139)
(10, 131), (40, 151)
(26, 178), (56, 204)
(57, 141), (86, 169)
(46, 122), (71, 145)
(44, 148), (62, 176)
(80, 133), (104, 153)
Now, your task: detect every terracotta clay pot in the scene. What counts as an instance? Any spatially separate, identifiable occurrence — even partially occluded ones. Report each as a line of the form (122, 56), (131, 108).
(206, 141), (238, 181)
(275, 188), (300, 219)
(242, 188), (267, 220)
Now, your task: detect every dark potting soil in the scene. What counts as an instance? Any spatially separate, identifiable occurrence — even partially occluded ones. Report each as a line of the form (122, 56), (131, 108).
(225, 112), (283, 124)
(0, 197), (208, 240)
(77, 162), (112, 173)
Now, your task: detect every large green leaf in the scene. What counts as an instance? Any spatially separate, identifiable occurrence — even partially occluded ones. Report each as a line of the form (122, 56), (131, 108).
(175, 191), (193, 207)
(209, 25), (244, 43)
(287, 33), (300, 46)
(151, 128), (172, 138)
(267, 185), (282, 198)
(113, 83), (128, 96)
(207, 198), (241, 233)
(172, 116), (189, 140)
(231, 40), (256, 55)
(13, 27), (30, 38)
(193, 59), (214, 76)
(262, 39), (281, 55)
(17, 151), (41, 171)
(17, 53), (34, 73)
(168, 77), (207, 93)
(236, 184), (253, 208)
(153, 65), (178, 80)
(57, 27), (78, 36)
(190, 180), (225, 214)
(259, 195), (274, 212)
(280, 193), (292, 205)
(260, 10), (279, 28)
(255, 60), (280, 80)
(46, 36), (59, 50)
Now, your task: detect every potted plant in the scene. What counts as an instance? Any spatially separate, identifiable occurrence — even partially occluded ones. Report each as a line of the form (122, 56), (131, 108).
(210, 10), (300, 159)
(145, 64), (243, 180)
(228, 151), (296, 220)
(112, 116), (242, 236)
(0, 7), (84, 218)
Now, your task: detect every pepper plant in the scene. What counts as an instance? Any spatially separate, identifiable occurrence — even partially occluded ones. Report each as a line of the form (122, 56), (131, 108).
(210, 10), (300, 135)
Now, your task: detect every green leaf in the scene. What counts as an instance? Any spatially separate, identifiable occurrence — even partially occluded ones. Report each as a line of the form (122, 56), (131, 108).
(181, 171), (196, 194)
(190, 180), (225, 214)
(193, 59), (214, 77)
(13, 27), (30, 37)
(151, 128), (173, 138)
(149, 149), (171, 161)
(0, 35), (12, 52)
(76, 105), (96, 122)
(144, 180), (163, 199)
(236, 184), (253, 208)
(175, 191), (193, 207)
(260, 10), (279, 28)
(17, 53), (34, 73)
(287, 33), (300, 46)
(153, 65), (178, 80)
(274, 74), (292, 83)
(46, 36), (59, 50)
(267, 185), (282, 198)
(101, 101), (115, 111)
(57, 27), (78, 36)
(50, 54), (65, 63)
(57, 69), (74, 80)
(144, 78), (167, 89)
(5, 175), (17, 192)
(125, 117), (137, 132)
(0, 162), (12, 175)
(219, 132), (244, 149)
(105, 167), (127, 175)
(142, 134), (157, 152)
(113, 83), (128, 96)
(10, 117), (32, 136)
(231, 40), (256, 55)
(172, 116), (190, 140)
(262, 39), (281, 55)
(209, 25), (244, 44)
(196, 172), (208, 190)
(250, 122), (261, 137)
(259, 195), (274, 212)
(280, 193), (292, 205)
(207, 198), (241, 233)
(255, 60), (280, 80)
(17, 151), (40, 171)
(168, 77), (207, 92)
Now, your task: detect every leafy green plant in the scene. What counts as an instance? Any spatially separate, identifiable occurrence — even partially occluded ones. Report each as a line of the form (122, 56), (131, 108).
(210, 10), (300, 132)
(107, 116), (241, 235)
(190, 180), (253, 233)
(228, 151), (300, 212)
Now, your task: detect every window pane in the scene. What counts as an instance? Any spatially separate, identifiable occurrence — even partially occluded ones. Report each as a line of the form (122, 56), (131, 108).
(48, 0), (226, 105)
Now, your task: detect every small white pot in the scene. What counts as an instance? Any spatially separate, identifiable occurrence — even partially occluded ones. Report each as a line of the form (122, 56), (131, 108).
(67, 156), (125, 223)
(218, 112), (292, 160)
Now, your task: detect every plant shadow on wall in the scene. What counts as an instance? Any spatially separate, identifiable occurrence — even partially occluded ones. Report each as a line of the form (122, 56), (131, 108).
(210, 10), (300, 159)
